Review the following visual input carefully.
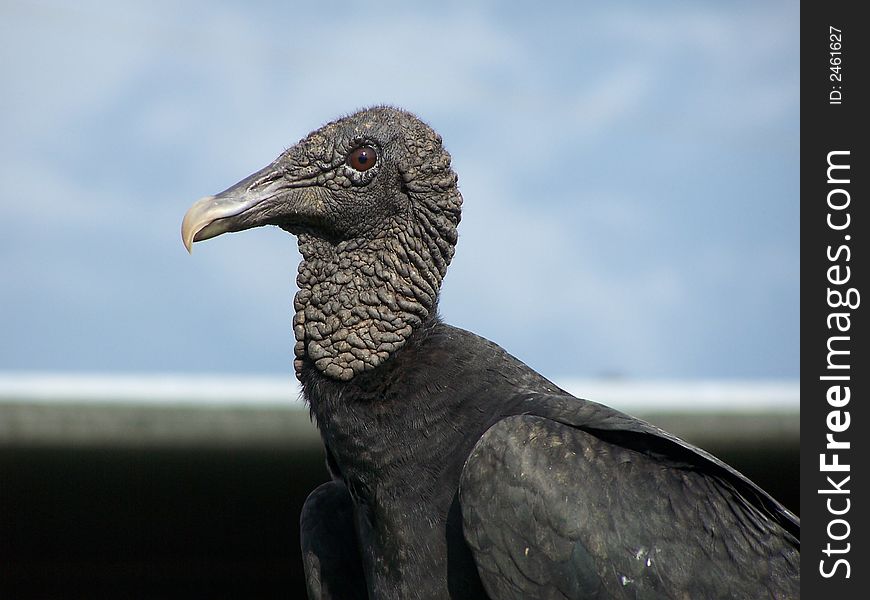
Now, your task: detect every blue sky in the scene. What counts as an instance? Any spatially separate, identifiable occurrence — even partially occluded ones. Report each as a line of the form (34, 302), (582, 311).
(0, 0), (799, 380)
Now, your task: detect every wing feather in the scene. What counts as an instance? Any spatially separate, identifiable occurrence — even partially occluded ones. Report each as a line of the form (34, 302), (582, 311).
(460, 414), (799, 600)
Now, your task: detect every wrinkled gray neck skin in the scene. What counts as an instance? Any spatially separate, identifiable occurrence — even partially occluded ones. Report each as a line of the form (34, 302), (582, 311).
(292, 142), (462, 381)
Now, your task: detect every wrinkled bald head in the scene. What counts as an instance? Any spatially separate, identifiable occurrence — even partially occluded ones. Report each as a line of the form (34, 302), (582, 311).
(183, 107), (463, 380)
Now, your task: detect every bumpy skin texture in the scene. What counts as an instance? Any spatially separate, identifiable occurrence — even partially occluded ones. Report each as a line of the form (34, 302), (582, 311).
(285, 110), (461, 381)
(184, 107), (799, 599)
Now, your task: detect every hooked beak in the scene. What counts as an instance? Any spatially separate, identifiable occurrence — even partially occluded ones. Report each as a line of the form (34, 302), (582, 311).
(181, 160), (317, 253)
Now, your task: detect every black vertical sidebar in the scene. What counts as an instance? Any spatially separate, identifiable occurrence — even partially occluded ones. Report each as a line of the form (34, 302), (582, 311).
(801, 3), (867, 598)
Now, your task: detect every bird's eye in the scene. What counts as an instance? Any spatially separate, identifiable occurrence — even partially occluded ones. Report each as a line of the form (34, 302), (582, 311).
(346, 146), (378, 172)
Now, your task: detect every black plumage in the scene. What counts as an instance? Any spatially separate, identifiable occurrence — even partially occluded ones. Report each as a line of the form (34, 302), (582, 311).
(181, 107), (799, 599)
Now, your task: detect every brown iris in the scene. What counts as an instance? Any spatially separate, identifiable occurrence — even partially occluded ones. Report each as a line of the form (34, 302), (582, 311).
(346, 146), (377, 171)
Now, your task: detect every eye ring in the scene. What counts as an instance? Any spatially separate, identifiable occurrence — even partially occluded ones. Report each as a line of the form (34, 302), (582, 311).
(346, 145), (378, 172)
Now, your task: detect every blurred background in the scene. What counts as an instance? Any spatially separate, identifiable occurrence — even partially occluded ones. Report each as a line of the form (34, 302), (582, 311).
(1, 0), (798, 597)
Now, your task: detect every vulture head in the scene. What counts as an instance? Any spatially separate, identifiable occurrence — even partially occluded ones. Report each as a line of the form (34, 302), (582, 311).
(182, 107), (463, 381)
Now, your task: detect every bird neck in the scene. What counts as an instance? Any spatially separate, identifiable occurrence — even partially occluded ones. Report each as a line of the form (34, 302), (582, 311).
(297, 320), (477, 507)
(292, 222), (447, 381)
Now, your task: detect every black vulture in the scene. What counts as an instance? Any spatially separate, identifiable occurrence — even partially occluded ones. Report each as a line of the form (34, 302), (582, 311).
(181, 107), (799, 599)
